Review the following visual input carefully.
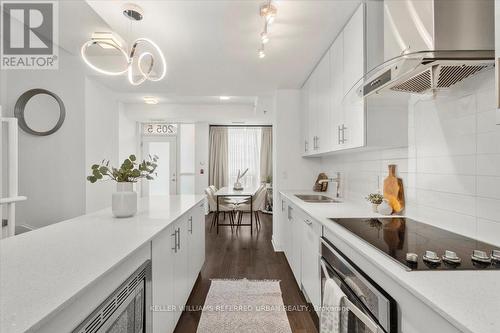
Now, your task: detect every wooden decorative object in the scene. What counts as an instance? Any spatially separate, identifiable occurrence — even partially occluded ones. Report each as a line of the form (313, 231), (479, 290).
(313, 173), (328, 192)
(383, 165), (405, 213)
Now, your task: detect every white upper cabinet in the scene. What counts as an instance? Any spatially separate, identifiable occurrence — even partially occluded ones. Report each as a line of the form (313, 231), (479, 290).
(315, 51), (331, 153)
(343, 5), (364, 98)
(300, 3), (406, 156)
(329, 33), (343, 151)
(300, 80), (310, 155)
(341, 4), (365, 149)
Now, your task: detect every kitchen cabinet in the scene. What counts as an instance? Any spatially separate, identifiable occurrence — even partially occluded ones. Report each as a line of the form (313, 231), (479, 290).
(152, 205), (205, 333)
(152, 223), (176, 333)
(187, 202), (205, 288)
(300, 213), (322, 310)
(302, 51), (331, 155)
(301, 80), (310, 155)
(329, 33), (344, 151)
(280, 199), (322, 313)
(281, 199), (301, 285)
(301, 3), (406, 156)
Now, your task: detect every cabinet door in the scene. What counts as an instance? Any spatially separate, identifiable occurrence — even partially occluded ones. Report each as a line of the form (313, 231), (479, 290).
(342, 4), (365, 149)
(330, 33), (344, 151)
(308, 71), (318, 153)
(188, 202), (205, 285)
(173, 219), (188, 324)
(152, 225), (176, 333)
(300, 216), (321, 310)
(301, 81), (310, 155)
(343, 4), (364, 98)
(290, 208), (302, 285)
(315, 52), (331, 153)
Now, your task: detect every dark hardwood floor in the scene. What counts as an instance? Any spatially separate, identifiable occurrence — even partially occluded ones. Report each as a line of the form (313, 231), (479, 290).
(173, 212), (319, 333)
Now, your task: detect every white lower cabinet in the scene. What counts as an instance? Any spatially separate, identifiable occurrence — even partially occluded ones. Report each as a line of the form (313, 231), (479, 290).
(152, 203), (205, 333)
(299, 213), (321, 310)
(280, 201), (322, 312)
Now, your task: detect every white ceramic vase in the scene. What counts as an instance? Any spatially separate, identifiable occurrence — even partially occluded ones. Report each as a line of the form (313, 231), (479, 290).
(372, 203), (380, 213)
(112, 182), (137, 218)
(378, 200), (393, 215)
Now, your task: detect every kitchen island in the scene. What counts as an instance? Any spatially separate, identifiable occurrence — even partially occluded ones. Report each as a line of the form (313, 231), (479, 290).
(0, 195), (205, 333)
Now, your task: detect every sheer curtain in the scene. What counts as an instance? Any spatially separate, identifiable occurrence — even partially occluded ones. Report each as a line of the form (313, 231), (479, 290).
(228, 127), (261, 188)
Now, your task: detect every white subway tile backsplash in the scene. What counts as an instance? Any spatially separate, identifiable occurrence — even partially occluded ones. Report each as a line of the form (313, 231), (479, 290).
(416, 155), (476, 175)
(476, 109), (498, 133)
(320, 73), (499, 242)
(415, 189), (475, 216)
(415, 173), (475, 196)
(476, 197), (500, 222)
(476, 154), (500, 176)
(476, 218), (500, 247)
(477, 131), (500, 154)
(476, 176), (500, 200)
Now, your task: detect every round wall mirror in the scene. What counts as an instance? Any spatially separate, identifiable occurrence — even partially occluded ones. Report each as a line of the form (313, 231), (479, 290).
(14, 89), (65, 136)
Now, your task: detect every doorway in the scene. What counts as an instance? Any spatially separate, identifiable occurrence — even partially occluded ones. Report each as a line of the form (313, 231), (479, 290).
(141, 137), (177, 196)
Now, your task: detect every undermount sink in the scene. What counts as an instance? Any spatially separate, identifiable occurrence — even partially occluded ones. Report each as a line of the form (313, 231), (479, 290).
(295, 194), (341, 203)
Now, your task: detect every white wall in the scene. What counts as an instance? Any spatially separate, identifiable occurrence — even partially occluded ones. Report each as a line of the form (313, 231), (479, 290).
(320, 71), (500, 246)
(272, 89), (321, 250)
(84, 78), (119, 213)
(118, 104), (138, 164)
(1, 49), (86, 229)
(195, 122), (209, 194)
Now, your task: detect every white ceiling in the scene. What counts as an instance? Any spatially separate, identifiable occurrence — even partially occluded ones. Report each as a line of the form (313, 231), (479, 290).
(82, 0), (360, 103)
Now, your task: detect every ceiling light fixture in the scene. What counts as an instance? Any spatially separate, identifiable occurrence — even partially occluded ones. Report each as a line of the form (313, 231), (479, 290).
(81, 3), (167, 86)
(257, 1), (276, 59)
(219, 96), (231, 100)
(258, 48), (266, 59)
(260, 2), (277, 24)
(143, 96), (159, 104)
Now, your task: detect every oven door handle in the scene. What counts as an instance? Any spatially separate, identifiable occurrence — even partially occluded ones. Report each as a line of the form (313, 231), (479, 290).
(321, 259), (384, 333)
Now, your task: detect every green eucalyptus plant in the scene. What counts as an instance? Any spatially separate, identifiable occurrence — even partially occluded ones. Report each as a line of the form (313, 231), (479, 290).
(87, 154), (159, 183)
(365, 193), (384, 205)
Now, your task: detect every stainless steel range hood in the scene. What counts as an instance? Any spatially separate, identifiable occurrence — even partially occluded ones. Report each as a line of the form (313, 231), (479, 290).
(353, 0), (495, 98)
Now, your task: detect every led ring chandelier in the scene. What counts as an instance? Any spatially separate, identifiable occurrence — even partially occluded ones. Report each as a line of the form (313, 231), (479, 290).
(81, 4), (167, 86)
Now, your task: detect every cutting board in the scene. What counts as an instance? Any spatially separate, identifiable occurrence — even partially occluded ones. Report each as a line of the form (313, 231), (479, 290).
(383, 165), (405, 213)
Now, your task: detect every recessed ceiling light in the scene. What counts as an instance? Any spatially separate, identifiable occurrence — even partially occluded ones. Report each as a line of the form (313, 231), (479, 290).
(219, 96), (231, 100)
(143, 96), (158, 104)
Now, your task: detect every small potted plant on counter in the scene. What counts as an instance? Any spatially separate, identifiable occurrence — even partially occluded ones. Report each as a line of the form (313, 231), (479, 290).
(365, 193), (384, 213)
(87, 154), (158, 218)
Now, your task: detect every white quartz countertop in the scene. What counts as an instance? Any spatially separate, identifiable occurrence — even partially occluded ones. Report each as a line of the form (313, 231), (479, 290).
(280, 190), (500, 333)
(0, 195), (204, 333)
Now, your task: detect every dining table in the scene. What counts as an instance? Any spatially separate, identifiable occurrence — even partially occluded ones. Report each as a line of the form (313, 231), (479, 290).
(214, 185), (260, 234)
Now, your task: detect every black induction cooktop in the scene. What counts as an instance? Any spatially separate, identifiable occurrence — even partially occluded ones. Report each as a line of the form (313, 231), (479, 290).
(329, 217), (500, 271)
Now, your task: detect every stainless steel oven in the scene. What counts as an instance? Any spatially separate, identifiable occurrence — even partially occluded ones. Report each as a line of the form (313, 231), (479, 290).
(321, 238), (397, 333)
(73, 260), (152, 333)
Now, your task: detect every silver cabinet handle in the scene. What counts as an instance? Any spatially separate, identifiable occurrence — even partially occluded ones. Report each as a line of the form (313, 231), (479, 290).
(341, 124), (347, 143)
(316, 136), (320, 149)
(171, 231), (177, 253)
(177, 227), (181, 250)
(188, 216), (193, 234)
(304, 140), (308, 152)
(338, 126), (341, 144)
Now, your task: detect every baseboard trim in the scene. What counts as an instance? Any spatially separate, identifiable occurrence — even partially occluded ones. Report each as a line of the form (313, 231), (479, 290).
(271, 237), (282, 252)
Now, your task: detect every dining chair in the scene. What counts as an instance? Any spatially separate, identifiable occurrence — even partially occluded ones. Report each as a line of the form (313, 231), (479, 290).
(205, 188), (235, 231)
(233, 184), (266, 229)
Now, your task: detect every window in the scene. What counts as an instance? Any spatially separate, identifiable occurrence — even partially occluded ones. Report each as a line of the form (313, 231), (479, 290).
(228, 127), (261, 188)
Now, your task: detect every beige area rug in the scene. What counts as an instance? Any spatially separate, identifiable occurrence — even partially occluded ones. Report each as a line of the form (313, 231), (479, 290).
(196, 279), (293, 333)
